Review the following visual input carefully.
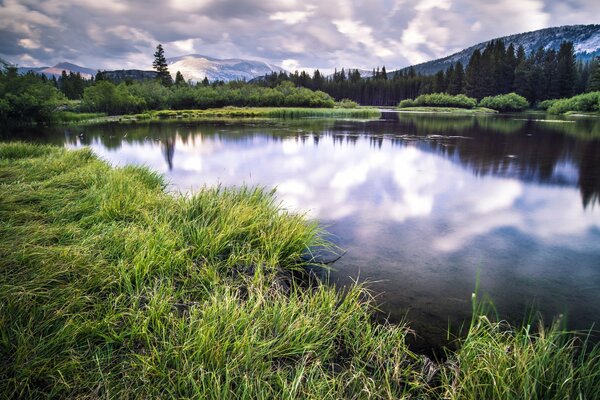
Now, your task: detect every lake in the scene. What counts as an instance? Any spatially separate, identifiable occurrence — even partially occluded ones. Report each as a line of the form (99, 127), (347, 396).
(4, 112), (600, 349)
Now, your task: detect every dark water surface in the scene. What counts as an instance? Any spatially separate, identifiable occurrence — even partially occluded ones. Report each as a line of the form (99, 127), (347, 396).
(4, 112), (600, 348)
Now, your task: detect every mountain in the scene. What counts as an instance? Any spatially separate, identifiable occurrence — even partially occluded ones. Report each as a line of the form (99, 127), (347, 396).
(166, 54), (286, 83)
(394, 24), (600, 76)
(17, 62), (97, 79)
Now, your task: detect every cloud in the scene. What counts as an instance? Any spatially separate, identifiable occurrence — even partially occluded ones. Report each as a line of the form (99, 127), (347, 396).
(0, 0), (598, 70)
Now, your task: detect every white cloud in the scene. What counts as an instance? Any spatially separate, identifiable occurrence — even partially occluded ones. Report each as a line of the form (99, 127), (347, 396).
(270, 9), (313, 25)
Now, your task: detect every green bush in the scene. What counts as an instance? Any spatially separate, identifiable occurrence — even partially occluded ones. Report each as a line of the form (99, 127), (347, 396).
(81, 81), (146, 115)
(0, 68), (67, 123)
(336, 98), (359, 108)
(537, 99), (558, 110)
(548, 91), (600, 114)
(479, 93), (529, 112)
(398, 99), (416, 108)
(400, 93), (477, 109)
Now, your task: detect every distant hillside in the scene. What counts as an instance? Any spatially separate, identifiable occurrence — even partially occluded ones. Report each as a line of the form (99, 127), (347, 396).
(17, 62), (97, 79)
(167, 54), (286, 83)
(394, 24), (600, 76)
(327, 68), (374, 79)
(99, 69), (158, 84)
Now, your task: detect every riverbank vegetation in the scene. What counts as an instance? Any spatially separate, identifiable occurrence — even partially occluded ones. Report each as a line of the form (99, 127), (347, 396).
(547, 91), (600, 114)
(397, 92), (529, 113)
(2, 143), (599, 399)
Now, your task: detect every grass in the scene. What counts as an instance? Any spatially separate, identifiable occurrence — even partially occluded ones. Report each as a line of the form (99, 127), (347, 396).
(62, 107), (381, 125)
(146, 107), (381, 120)
(1, 142), (599, 399)
(396, 106), (498, 114)
(53, 111), (107, 123)
(0, 143), (427, 399)
(441, 294), (600, 399)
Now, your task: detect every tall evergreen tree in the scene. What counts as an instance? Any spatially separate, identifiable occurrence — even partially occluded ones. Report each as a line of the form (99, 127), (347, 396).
(465, 50), (484, 99)
(556, 41), (576, 98)
(174, 71), (186, 86)
(447, 62), (464, 95)
(434, 70), (446, 93)
(153, 44), (173, 86)
(588, 58), (600, 92)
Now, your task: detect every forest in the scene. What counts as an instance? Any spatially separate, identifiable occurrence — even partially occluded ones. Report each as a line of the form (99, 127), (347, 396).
(261, 40), (600, 106)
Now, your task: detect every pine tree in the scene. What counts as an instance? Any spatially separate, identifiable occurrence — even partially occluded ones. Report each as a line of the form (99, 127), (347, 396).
(153, 44), (173, 86)
(175, 71), (186, 86)
(447, 62), (464, 95)
(556, 41), (576, 98)
(201, 76), (210, 86)
(381, 66), (387, 80)
(434, 70), (446, 93)
(588, 58), (600, 92)
(465, 50), (484, 99)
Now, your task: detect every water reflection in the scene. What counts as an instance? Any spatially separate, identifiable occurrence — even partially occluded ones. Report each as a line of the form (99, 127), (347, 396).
(2, 113), (600, 348)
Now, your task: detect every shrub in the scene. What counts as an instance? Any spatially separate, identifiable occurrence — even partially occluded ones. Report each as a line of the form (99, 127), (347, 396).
(337, 98), (359, 108)
(479, 93), (529, 112)
(537, 99), (558, 110)
(547, 92), (600, 114)
(0, 68), (67, 123)
(81, 81), (146, 115)
(398, 99), (416, 108)
(400, 93), (477, 109)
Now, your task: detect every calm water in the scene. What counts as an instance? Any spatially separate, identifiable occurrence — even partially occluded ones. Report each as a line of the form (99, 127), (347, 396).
(4, 112), (600, 347)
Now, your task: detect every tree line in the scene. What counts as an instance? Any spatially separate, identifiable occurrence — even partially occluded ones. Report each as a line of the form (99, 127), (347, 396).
(258, 40), (600, 106)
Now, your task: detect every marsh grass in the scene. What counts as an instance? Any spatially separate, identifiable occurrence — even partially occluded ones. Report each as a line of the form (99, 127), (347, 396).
(1, 143), (599, 399)
(53, 111), (106, 123)
(441, 293), (600, 399)
(396, 106), (497, 114)
(136, 107), (381, 121)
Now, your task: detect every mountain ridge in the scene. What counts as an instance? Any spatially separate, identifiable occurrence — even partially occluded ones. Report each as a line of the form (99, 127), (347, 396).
(393, 24), (600, 76)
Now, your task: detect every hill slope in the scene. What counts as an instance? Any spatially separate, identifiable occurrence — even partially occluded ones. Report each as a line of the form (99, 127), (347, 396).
(395, 24), (600, 76)
(17, 62), (97, 79)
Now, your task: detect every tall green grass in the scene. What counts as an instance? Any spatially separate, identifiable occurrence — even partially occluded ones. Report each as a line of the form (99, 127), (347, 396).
(1, 143), (599, 398)
(0, 143), (426, 398)
(441, 292), (600, 399)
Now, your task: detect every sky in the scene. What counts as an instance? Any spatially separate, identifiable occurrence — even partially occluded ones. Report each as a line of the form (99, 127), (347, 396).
(0, 0), (599, 72)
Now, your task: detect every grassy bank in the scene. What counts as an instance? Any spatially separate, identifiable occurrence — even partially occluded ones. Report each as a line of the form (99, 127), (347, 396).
(135, 107), (381, 121)
(51, 107), (381, 125)
(397, 106), (498, 114)
(1, 143), (599, 399)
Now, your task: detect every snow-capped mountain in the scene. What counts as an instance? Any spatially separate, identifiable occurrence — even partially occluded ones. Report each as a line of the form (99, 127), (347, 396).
(17, 62), (97, 79)
(166, 54), (286, 82)
(394, 24), (600, 76)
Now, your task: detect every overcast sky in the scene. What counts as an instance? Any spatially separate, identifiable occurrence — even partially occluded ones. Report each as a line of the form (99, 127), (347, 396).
(1, 0), (598, 72)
